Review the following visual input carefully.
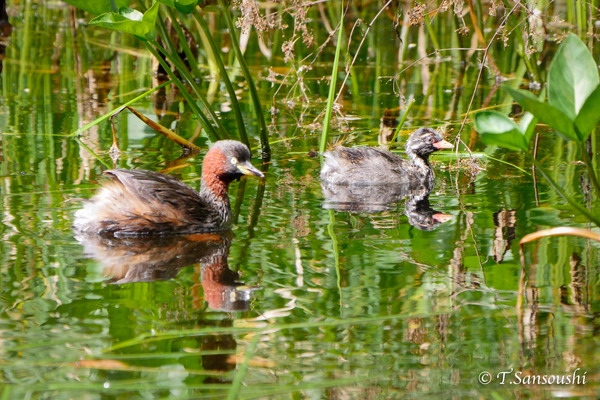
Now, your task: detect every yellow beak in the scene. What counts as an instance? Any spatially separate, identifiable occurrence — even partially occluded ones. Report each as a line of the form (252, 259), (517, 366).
(237, 161), (264, 178)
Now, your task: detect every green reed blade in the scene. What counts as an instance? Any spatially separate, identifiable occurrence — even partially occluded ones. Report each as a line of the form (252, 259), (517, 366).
(193, 10), (250, 148)
(154, 18), (229, 140)
(319, 7), (344, 154)
(579, 141), (600, 197)
(227, 333), (260, 400)
(218, 0), (271, 158)
(146, 41), (221, 141)
(388, 99), (415, 150)
(69, 80), (171, 137)
(163, 8), (203, 79)
(74, 137), (112, 169)
(532, 158), (600, 227)
(328, 210), (343, 312)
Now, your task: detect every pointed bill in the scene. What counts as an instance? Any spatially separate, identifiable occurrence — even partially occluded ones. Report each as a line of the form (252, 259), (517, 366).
(433, 139), (453, 150)
(237, 161), (264, 178)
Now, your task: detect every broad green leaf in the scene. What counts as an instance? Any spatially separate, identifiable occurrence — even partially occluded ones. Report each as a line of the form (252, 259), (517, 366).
(474, 111), (528, 152)
(518, 112), (537, 144)
(157, 0), (198, 14)
(548, 33), (600, 120)
(89, 2), (160, 40)
(120, 8), (144, 22)
(517, 89), (543, 144)
(142, 2), (160, 26)
(62, 0), (128, 15)
(504, 87), (579, 141)
(574, 85), (600, 139)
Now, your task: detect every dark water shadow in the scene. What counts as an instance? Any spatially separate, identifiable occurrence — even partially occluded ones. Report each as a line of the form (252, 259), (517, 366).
(321, 183), (452, 231)
(0, 0), (13, 74)
(76, 232), (256, 311)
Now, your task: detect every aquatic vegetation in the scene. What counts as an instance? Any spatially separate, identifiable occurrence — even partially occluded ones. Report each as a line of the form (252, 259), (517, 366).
(475, 33), (600, 226)
(62, 0), (270, 155)
(3, 1), (600, 399)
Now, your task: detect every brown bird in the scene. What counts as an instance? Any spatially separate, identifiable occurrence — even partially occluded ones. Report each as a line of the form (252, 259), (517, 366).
(73, 140), (263, 237)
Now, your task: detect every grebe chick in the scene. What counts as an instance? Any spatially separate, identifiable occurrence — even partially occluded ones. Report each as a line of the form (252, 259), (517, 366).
(320, 127), (452, 187)
(73, 140), (263, 237)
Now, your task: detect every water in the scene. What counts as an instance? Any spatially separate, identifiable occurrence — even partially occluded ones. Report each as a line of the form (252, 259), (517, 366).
(1, 2), (599, 399)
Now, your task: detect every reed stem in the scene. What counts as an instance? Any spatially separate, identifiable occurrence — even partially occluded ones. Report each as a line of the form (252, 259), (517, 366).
(154, 15), (230, 138)
(193, 11), (250, 148)
(70, 81), (171, 137)
(388, 99), (415, 150)
(219, 0), (271, 158)
(145, 42), (221, 142)
(319, 6), (344, 154)
(579, 141), (600, 197)
(532, 158), (600, 227)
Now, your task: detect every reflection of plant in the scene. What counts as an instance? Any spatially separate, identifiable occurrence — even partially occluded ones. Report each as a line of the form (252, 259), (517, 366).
(62, 0), (270, 156)
(475, 34), (600, 227)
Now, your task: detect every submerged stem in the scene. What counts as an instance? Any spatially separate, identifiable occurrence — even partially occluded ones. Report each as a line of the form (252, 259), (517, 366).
(579, 141), (600, 197)
(532, 158), (600, 227)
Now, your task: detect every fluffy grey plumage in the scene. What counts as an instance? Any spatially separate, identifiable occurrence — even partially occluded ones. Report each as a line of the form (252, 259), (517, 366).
(320, 127), (452, 187)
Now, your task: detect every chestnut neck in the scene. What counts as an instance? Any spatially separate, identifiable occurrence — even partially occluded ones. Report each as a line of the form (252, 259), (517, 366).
(199, 148), (234, 224)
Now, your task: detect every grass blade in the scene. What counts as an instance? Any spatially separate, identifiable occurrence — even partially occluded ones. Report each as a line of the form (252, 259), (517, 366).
(219, 0), (270, 158)
(193, 10), (250, 148)
(532, 158), (600, 227)
(153, 18), (230, 139)
(126, 106), (201, 151)
(319, 7), (345, 154)
(69, 80), (171, 137)
(388, 99), (415, 150)
(144, 41), (222, 142)
(227, 333), (260, 400)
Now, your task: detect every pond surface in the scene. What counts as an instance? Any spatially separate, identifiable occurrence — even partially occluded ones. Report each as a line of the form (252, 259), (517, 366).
(1, 2), (599, 399)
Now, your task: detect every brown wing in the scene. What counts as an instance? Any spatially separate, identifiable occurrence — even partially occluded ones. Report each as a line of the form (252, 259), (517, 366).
(98, 169), (216, 235)
(104, 169), (204, 208)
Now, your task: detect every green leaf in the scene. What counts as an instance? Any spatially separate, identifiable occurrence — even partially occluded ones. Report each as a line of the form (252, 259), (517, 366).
(89, 2), (160, 40)
(142, 2), (160, 26)
(120, 8), (144, 22)
(548, 33), (600, 120)
(574, 85), (600, 139)
(474, 111), (528, 152)
(62, 0), (129, 15)
(518, 112), (537, 144)
(504, 86), (579, 141)
(157, 0), (198, 14)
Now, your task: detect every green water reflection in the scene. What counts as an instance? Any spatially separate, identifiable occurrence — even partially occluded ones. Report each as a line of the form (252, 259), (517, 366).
(1, 2), (599, 399)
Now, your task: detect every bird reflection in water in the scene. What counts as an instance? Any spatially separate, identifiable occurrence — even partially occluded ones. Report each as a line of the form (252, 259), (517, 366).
(321, 183), (452, 231)
(76, 232), (256, 311)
